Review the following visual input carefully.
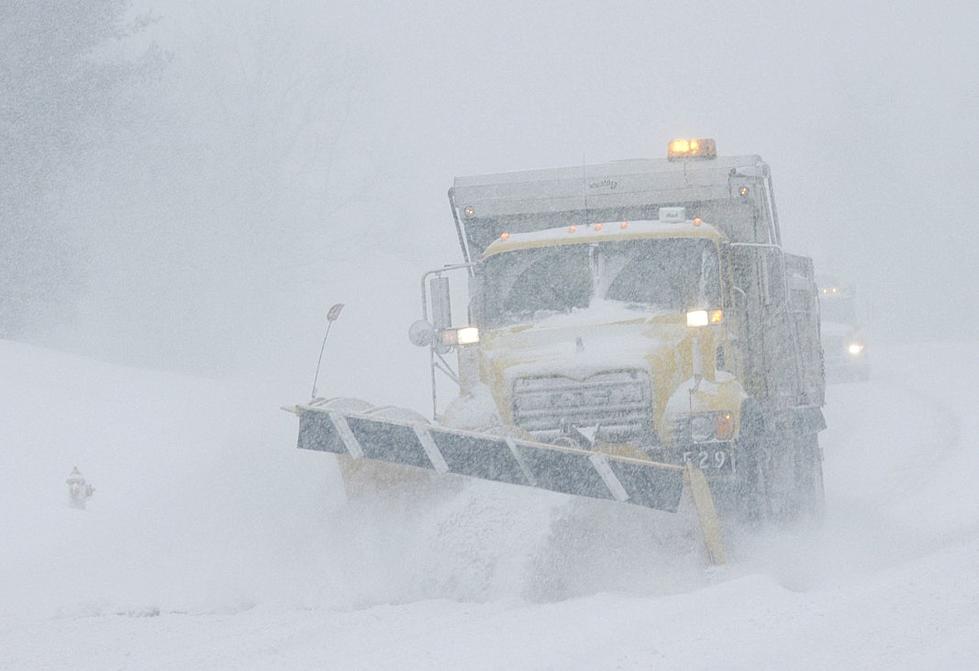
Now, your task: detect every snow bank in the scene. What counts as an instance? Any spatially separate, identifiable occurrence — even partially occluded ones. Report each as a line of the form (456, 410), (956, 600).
(1, 339), (977, 669)
(0, 340), (343, 618)
(0, 340), (691, 619)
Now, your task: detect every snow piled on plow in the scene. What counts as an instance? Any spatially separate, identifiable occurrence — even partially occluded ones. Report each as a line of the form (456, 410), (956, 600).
(1, 339), (978, 669)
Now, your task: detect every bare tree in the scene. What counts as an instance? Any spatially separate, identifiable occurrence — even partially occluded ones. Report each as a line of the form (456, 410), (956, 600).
(65, 3), (382, 372)
(0, 0), (160, 338)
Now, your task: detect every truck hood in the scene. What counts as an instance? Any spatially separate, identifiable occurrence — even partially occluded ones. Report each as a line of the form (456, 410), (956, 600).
(481, 304), (688, 386)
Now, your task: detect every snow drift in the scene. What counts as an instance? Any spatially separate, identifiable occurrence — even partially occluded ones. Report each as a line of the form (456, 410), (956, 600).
(1, 339), (977, 669)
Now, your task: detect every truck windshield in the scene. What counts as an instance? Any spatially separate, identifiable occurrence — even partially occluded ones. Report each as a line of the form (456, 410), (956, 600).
(481, 238), (721, 328)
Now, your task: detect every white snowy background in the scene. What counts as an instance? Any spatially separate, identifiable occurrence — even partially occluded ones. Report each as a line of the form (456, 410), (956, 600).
(2, 341), (976, 669)
(2, 1), (977, 669)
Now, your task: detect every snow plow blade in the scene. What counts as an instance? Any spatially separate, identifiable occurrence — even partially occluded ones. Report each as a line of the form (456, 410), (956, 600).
(286, 400), (727, 563)
(289, 402), (686, 513)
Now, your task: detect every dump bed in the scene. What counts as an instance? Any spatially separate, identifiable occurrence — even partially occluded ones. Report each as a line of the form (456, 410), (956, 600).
(449, 154), (781, 259)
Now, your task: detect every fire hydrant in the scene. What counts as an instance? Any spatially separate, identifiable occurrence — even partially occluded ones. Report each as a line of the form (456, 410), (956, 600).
(66, 467), (95, 509)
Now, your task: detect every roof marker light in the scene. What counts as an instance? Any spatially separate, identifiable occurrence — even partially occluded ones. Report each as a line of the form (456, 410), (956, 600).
(593, 223), (604, 231)
(620, 221), (629, 229)
(692, 217), (703, 227)
(568, 225), (577, 233)
(499, 232), (510, 240)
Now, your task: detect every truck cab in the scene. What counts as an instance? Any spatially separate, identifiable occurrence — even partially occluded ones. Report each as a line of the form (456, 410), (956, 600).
(469, 216), (740, 464)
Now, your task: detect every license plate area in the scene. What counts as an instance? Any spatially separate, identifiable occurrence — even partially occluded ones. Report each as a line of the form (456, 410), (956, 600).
(681, 446), (735, 474)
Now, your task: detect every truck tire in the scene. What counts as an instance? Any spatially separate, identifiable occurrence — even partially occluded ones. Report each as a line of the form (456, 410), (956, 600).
(790, 432), (825, 524)
(732, 400), (772, 523)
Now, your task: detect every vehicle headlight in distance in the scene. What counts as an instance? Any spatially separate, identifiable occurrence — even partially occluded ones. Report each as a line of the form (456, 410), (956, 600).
(847, 342), (864, 355)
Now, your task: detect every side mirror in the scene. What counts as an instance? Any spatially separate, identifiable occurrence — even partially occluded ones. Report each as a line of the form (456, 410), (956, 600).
(430, 276), (452, 331)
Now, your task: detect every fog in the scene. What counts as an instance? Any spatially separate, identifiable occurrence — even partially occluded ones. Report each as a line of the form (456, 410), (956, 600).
(5, 0), (974, 410)
(3, 2), (979, 667)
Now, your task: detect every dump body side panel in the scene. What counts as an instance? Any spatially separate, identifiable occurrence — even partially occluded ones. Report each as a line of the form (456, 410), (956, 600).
(450, 155), (777, 259)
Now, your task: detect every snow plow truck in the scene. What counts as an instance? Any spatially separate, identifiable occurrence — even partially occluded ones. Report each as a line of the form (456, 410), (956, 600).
(286, 139), (827, 564)
(817, 276), (870, 382)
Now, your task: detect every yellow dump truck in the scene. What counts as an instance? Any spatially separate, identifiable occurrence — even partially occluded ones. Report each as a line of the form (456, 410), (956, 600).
(289, 139), (827, 552)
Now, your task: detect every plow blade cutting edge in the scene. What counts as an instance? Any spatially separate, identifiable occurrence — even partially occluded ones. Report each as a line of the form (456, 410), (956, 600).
(286, 402), (725, 563)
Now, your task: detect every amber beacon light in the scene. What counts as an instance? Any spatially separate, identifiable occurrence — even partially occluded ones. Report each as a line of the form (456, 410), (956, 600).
(668, 138), (717, 160)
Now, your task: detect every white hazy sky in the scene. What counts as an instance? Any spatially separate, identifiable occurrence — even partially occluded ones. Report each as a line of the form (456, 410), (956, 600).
(74, 0), (977, 407)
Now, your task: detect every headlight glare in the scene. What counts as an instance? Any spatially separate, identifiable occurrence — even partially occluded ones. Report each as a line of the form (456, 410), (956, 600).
(456, 326), (480, 345)
(686, 310), (709, 327)
(439, 326), (480, 346)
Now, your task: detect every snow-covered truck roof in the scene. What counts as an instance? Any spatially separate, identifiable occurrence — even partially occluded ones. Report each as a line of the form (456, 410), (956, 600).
(449, 150), (781, 261)
(482, 219), (725, 259)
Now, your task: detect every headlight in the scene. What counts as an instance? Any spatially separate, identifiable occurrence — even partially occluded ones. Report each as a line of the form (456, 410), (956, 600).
(686, 309), (723, 327)
(690, 414), (714, 441)
(686, 310), (709, 327)
(456, 326), (480, 345)
(680, 411), (735, 442)
(847, 342), (864, 355)
(439, 326), (480, 346)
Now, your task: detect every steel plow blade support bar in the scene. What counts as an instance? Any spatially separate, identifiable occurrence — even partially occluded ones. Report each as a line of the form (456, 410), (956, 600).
(289, 403), (686, 513)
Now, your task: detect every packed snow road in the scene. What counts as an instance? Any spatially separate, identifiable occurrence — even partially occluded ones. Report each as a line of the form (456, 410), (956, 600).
(1, 340), (976, 669)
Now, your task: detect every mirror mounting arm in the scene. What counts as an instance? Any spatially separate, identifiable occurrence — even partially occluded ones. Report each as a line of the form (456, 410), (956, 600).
(420, 264), (474, 323)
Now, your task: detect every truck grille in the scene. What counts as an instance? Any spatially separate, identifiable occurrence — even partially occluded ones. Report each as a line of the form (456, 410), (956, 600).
(512, 370), (654, 444)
